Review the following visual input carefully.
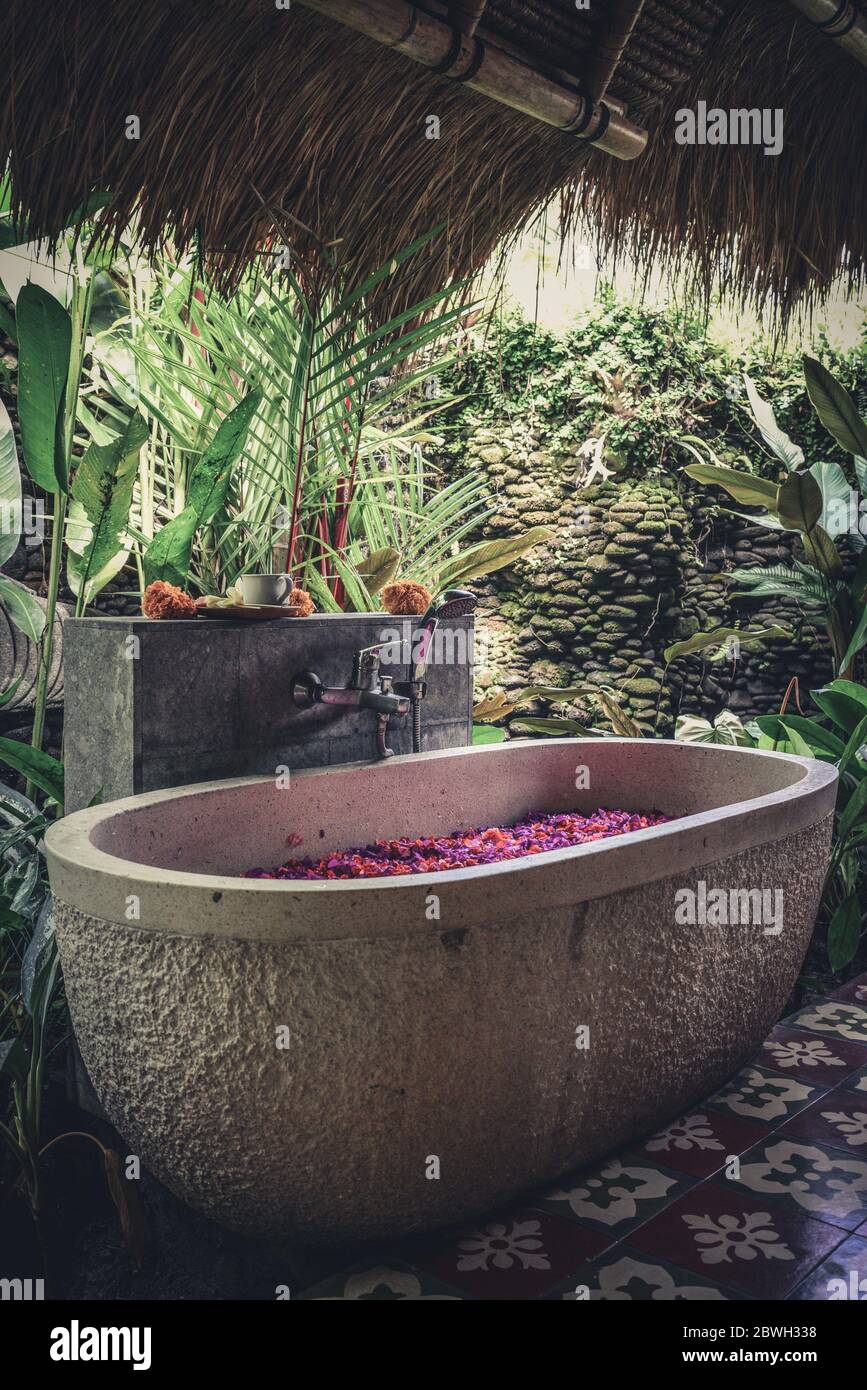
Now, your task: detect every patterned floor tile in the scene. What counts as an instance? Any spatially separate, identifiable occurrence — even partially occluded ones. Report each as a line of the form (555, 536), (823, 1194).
(777, 1091), (867, 1153)
(400, 1207), (611, 1300)
(544, 1246), (749, 1301)
(530, 1154), (695, 1237)
(726, 1135), (867, 1231)
(787, 1234), (867, 1301)
(827, 975), (867, 1010)
(842, 1062), (867, 1097)
(707, 1065), (826, 1125)
(633, 1108), (773, 1178)
(755, 1026), (867, 1085)
(298, 1259), (465, 1300)
(787, 998), (867, 1045)
(627, 1179), (846, 1299)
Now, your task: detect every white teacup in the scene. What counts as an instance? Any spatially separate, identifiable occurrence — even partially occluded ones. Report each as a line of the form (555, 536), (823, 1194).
(237, 573), (293, 606)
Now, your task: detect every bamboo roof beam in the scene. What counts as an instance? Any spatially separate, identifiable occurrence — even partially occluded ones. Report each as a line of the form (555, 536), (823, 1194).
(294, 0), (649, 160)
(584, 0), (647, 104)
(783, 0), (867, 68)
(447, 1), (488, 39)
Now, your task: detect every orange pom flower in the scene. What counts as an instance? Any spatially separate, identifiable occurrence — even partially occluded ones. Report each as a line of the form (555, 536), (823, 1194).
(141, 581), (197, 619)
(381, 580), (431, 616)
(288, 586), (315, 617)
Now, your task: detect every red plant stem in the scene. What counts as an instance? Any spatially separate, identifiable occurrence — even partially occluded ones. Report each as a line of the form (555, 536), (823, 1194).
(317, 500), (330, 580)
(285, 304), (318, 574)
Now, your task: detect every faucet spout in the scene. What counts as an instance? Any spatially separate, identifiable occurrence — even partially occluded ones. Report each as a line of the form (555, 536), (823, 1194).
(358, 688), (410, 717)
(290, 647), (409, 760)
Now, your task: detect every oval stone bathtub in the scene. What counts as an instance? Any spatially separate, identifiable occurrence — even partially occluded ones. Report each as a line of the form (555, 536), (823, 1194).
(45, 738), (837, 1244)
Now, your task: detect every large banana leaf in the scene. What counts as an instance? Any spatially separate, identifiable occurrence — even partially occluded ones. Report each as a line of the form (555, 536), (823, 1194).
(439, 527), (552, 587)
(744, 374), (805, 471)
(811, 680), (867, 734)
(15, 281), (72, 494)
(0, 397), (21, 565)
(0, 575), (45, 641)
(753, 713), (845, 760)
(143, 391), (261, 588)
(67, 410), (148, 606)
(776, 470), (823, 533)
(682, 457), (779, 512)
(803, 355), (867, 459)
(812, 461), (858, 541)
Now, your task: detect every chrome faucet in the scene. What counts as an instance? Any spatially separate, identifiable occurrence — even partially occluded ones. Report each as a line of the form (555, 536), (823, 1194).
(291, 590), (477, 760)
(291, 645), (410, 758)
(394, 589), (478, 754)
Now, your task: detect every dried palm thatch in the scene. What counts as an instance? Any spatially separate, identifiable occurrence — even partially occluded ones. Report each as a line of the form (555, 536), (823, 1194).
(572, 0), (867, 324)
(0, 0), (864, 326)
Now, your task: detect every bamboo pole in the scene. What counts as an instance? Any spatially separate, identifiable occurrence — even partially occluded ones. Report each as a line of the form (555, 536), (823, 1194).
(295, 0), (649, 160)
(783, 0), (867, 68)
(447, 1), (488, 39)
(585, 0), (647, 104)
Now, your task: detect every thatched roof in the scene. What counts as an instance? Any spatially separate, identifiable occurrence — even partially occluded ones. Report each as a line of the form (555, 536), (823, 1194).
(1, 0), (865, 324)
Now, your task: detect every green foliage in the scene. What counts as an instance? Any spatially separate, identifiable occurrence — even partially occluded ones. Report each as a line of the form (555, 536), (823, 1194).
(681, 359), (867, 679)
(687, 679), (867, 973)
(67, 410), (148, 609)
(445, 290), (867, 481)
(0, 739), (64, 806)
(674, 711), (755, 746)
(472, 681), (640, 740)
(15, 282), (72, 495)
(142, 391), (262, 589)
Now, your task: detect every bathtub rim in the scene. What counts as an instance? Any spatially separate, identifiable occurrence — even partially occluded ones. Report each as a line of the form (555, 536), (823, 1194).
(44, 740), (838, 942)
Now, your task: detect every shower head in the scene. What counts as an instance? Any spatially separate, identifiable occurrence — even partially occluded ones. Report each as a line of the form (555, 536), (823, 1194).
(430, 588), (478, 621)
(411, 589), (477, 683)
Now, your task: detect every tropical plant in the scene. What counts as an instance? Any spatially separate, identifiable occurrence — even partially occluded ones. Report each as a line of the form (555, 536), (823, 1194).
(752, 681), (867, 973)
(117, 231), (468, 600)
(472, 683), (643, 740)
(0, 738), (62, 1269)
(677, 679), (867, 973)
(0, 189), (145, 787)
(664, 624), (792, 668)
(673, 709), (757, 747)
(0, 396), (45, 640)
(0, 738), (144, 1283)
(680, 359), (867, 680)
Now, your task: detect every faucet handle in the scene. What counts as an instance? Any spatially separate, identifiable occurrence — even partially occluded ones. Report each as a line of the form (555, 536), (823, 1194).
(352, 644), (382, 690)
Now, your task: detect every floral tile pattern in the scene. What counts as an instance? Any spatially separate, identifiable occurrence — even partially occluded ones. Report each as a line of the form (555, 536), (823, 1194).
(298, 1259), (464, 1300)
(829, 979), (867, 1009)
(401, 1208), (611, 1300)
(626, 1181), (847, 1299)
(754, 1026), (867, 1084)
(777, 1092), (867, 1152)
(788, 1000), (867, 1045)
(296, 973), (867, 1302)
(730, 1136), (867, 1230)
(707, 1065), (824, 1124)
(787, 1234), (867, 1301)
(842, 1063), (867, 1096)
(531, 1155), (695, 1236)
(547, 1247), (746, 1301)
(633, 1109), (772, 1178)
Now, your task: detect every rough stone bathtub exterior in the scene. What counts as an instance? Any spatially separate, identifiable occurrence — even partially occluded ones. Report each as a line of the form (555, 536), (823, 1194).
(45, 739), (837, 1245)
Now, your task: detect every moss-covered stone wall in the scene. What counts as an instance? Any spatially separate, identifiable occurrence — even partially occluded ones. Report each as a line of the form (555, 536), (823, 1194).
(466, 423), (832, 735)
